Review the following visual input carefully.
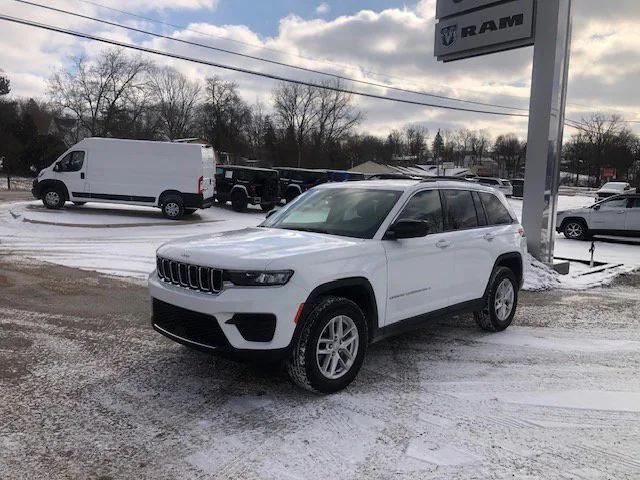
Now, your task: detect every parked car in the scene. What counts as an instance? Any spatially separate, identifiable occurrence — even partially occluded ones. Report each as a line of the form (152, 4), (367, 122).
(510, 179), (525, 198)
(595, 181), (636, 201)
(274, 167), (329, 203)
(556, 194), (640, 240)
(215, 165), (280, 212)
(149, 179), (526, 393)
(32, 138), (216, 219)
(475, 177), (514, 197)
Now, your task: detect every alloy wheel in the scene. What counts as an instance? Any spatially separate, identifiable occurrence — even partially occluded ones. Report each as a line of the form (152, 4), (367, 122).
(316, 315), (359, 380)
(494, 278), (515, 321)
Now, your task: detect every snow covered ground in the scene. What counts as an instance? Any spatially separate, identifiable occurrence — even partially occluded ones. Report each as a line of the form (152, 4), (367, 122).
(1, 196), (638, 290)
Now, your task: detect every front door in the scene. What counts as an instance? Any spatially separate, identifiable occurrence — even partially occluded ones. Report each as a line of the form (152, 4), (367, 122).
(591, 196), (629, 232)
(383, 188), (453, 325)
(54, 150), (88, 200)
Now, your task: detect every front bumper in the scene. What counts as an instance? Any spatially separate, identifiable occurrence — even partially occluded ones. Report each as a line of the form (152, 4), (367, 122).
(148, 272), (307, 357)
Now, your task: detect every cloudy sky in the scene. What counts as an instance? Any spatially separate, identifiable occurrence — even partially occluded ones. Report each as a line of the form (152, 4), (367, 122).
(1, 0), (639, 140)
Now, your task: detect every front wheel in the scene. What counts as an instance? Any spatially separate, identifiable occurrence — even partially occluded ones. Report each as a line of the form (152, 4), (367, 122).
(42, 188), (65, 209)
(563, 220), (588, 240)
(474, 267), (518, 332)
(287, 296), (367, 394)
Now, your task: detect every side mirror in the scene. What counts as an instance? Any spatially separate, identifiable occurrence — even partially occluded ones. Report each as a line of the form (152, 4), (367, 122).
(53, 164), (60, 172)
(593, 204), (600, 211)
(384, 220), (429, 240)
(266, 208), (279, 219)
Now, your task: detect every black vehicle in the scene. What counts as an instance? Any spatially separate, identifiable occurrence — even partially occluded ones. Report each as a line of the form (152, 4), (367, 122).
(511, 179), (525, 198)
(215, 165), (280, 212)
(324, 170), (366, 182)
(274, 167), (329, 203)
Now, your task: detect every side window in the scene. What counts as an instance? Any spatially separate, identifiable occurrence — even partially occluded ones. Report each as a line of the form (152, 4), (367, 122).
(397, 189), (443, 234)
(599, 197), (629, 210)
(442, 189), (479, 230)
(472, 191), (488, 226)
(479, 192), (513, 225)
(57, 151), (85, 172)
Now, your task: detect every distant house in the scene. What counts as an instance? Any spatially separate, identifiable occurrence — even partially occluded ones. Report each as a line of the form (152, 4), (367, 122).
(34, 114), (83, 147)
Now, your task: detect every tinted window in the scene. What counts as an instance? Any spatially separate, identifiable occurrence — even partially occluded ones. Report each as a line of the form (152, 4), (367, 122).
(479, 192), (513, 225)
(397, 189), (443, 234)
(57, 151), (84, 172)
(472, 191), (488, 226)
(442, 190), (479, 230)
(599, 197), (629, 210)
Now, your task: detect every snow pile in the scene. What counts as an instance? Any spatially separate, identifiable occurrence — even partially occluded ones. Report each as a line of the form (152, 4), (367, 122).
(523, 253), (637, 291)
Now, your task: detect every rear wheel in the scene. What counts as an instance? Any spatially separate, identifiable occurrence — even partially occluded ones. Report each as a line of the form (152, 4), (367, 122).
(42, 187), (65, 210)
(474, 267), (518, 332)
(287, 296), (367, 393)
(231, 190), (248, 212)
(161, 195), (184, 220)
(563, 220), (588, 240)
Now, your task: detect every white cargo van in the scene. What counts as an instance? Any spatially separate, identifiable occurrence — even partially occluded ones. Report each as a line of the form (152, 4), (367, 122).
(32, 138), (216, 219)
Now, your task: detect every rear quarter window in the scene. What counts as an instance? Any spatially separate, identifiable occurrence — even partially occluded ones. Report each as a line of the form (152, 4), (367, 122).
(479, 192), (514, 225)
(441, 189), (479, 230)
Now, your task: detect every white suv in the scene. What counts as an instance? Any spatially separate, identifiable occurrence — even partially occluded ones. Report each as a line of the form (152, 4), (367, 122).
(149, 180), (527, 393)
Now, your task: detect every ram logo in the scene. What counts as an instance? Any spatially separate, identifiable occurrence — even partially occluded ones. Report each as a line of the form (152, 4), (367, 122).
(440, 24), (458, 47)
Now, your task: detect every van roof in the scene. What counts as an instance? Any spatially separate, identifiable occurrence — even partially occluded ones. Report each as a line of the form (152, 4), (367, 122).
(79, 137), (210, 147)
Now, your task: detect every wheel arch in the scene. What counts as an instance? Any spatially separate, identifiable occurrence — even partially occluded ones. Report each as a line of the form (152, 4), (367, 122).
(231, 185), (248, 196)
(38, 179), (69, 201)
(484, 252), (524, 294)
(158, 189), (182, 206)
(559, 216), (589, 232)
(296, 277), (379, 345)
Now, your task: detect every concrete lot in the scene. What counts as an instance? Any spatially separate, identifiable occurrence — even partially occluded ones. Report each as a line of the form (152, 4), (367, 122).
(1, 257), (639, 480)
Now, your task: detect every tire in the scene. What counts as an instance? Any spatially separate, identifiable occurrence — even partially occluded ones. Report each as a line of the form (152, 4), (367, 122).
(284, 189), (299, 204)
(42, 187), (65, 210)
(183, 209), (197, 215)
(260, 202), (276, 212)
(161, 194), (184, 220)
(231, 190), (248, 212)
(72, 202), (86, 206)
(563, 220), (588, 240)
(287, 296), (368, 394)
(474, 266), (518, 332)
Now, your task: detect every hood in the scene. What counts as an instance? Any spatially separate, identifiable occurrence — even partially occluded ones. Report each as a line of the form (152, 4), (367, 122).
(156, 227), (363, 270)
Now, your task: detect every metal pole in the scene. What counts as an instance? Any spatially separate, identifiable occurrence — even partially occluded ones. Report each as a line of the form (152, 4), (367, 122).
(522, 0), (572, 264)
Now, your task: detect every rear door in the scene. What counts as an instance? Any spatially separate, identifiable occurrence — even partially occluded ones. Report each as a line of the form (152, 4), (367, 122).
(200, 147), (215, 199)
(440, 189), (494, 305)
(590, 197), (629, 232)
(625, 197), (640, 233)
(383, 188), (453, 324)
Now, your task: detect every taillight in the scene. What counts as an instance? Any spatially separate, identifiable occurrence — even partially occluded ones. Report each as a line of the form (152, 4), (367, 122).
(197, 176), (204, 195)
(518, 228), (525, 237)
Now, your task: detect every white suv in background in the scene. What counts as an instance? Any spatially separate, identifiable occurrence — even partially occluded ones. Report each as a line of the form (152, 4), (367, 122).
(149, 180), (527, 393)
(475, 177), (514, 197)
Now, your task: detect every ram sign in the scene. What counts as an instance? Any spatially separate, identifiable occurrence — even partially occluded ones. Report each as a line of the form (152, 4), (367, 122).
(434, 0), (536, 62)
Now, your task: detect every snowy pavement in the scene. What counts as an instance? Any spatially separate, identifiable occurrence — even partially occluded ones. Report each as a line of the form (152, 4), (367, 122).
(1, 261), (639, 480)
(1, 196), (639, 289)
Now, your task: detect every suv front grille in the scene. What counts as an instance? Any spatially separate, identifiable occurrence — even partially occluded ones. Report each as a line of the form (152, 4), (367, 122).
(156, 256), (223, 294)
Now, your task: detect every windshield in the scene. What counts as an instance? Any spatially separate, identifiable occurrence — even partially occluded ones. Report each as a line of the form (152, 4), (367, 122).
(602, 182), (625, 189)
(261, 187), (402, 239)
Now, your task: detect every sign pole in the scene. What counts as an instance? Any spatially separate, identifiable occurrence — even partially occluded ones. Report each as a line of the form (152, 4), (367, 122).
(521, 0), (572, 264)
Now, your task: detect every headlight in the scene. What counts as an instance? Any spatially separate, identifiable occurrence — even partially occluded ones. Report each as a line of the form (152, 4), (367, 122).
(224, 270), (294, 287)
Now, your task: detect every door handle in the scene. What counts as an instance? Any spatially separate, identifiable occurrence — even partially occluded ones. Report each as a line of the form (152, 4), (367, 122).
(436, 239), (451, 249)
(80, 172), (85, 179)
(483, 232), (495, 241)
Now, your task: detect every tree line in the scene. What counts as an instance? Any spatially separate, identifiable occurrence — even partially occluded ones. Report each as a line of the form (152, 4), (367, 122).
(1, 48), (638, 187)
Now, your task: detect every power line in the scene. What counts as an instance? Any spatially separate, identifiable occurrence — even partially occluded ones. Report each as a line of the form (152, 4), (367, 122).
(14, 0), (529, 113)
(0, 13), (531, 118)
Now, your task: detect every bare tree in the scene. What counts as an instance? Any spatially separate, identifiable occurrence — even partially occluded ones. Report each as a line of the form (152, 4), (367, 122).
(150, 66), (201, 140)
(404, 125), (429, 161)
(0, 72), (10, 97)
(494, 134), (525, 177)
(272, 82), (319, 167)
(313, 79), (362, 147)
(48, 49), (151, 138)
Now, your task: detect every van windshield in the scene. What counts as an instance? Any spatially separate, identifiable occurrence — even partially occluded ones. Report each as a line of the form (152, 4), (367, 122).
(261, 187), (402, 239)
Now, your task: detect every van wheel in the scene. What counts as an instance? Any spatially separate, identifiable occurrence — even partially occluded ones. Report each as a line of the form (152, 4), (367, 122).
(231, 190), (247, 212)
(183, 209), (197, 215)
(284, 189), (298, 204)
(42, 187), (65, 209)
(287, 296), (367, 394)
(161, 195), (184, 220)
(72, 202), (86, 206)
(474, 266), (518, 332)
(260, 202), (276, 212)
